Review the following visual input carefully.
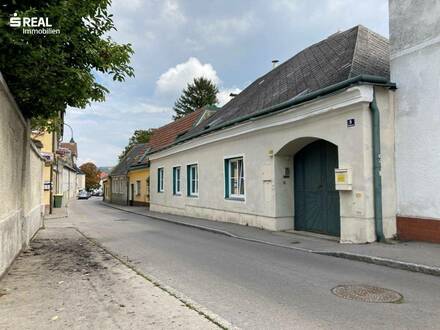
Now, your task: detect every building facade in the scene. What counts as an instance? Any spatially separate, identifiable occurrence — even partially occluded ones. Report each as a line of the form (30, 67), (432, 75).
(149, 26), (397, 243)
(108, 143), (150, 205)
(390, 0), (440, 243)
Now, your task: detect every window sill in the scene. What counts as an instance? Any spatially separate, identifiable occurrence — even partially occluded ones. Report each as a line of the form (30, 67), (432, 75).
(173, 193), (182, 196)
(225, 197), (245, 202)
(187, 194), (199, 198)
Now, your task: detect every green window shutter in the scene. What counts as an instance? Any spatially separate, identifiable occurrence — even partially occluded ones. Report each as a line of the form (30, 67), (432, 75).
(187, 165), (190, 196)
(157, 169), (160, 192)
(224, 159), (229, 198)
(172, 167), (176, 195)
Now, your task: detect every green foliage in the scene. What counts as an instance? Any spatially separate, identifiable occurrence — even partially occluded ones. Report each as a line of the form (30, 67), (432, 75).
(80, 162), (101, 190)
(173, 77), (218, 120)
(119, 129), (155, 161)
(0, 0), (134, 126)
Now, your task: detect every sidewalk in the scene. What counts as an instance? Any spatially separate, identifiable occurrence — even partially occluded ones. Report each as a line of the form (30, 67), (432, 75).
(104, 202), (440, 276)
(0, 225), (222, 330)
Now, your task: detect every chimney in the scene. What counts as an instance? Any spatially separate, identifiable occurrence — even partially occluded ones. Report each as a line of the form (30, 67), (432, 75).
(272, 59), (279, 69)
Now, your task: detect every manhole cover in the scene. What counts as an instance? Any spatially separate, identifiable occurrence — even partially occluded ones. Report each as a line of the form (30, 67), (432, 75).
(331, 285), (402, 303)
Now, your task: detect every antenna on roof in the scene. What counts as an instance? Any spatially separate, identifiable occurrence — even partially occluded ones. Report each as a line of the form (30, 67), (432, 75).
(229, 93), (238, 97)
(272, 59), (279, 69)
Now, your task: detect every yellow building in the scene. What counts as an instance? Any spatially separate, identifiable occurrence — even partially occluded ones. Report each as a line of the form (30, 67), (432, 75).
(31, 130), (57, 214)
(127, 164), (150, 206)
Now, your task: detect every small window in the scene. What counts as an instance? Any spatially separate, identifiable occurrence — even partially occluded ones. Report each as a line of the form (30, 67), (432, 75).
(225, 157), (245, 199)
(157, 168), (164, 192)
(187, 164), (198, 197)
(136, 180), (141, 196)
(173, 166), (181, 195)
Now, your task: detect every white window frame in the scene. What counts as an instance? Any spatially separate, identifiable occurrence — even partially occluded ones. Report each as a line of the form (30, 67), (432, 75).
(158, 167), (164, 192)
(136, 180), (141, 196)
(225, 155), (246, 200)
(188, 163), (199, 197)
(173, 166), (181, 195)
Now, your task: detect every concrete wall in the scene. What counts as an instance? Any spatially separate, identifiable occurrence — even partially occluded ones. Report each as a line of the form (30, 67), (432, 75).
(77, 174), (85, 192)
(390, 0), (440, 220)
(0, 74), (44, 276)
(111, 175), (128, 205)
(62, 166), (77, 204)
(150, 85), (396, 243)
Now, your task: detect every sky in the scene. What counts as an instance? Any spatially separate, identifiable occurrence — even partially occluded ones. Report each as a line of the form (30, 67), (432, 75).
(65, 0), (389, 167)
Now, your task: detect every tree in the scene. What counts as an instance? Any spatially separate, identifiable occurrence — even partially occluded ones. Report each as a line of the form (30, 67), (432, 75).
(173, 77), (218, 120)
(119, 129), (155, 160)
(0, 0), (134, 128)
(80, 162), (101, 190)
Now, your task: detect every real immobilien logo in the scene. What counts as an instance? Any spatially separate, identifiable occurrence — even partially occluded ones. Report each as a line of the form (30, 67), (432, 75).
(9, 13), (60, 35)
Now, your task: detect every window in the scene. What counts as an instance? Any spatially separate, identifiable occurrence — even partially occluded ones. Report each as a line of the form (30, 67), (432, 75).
(157, 168), (164, 192)
(173, 166), (181, 195)
(136, 180), (141, 196)
(225, 157), (245, 199)
(187, 164), (198, 196)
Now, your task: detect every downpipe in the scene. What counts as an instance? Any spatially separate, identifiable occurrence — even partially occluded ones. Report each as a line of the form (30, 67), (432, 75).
(370, 91), (385, 242)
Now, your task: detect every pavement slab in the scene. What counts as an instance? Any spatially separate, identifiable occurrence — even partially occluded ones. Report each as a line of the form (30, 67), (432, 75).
(0, 226), (221, 330)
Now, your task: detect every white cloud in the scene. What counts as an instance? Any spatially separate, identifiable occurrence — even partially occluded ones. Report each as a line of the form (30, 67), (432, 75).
(195, 13), (255, 45)
(217, 88), (241, 107)
(120, 103), (171, 114)
(161, 0), (186, 24)
(156, 57), (220, 95)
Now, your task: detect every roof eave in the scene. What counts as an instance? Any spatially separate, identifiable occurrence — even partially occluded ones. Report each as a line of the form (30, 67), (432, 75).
(150, 75), (395, 155)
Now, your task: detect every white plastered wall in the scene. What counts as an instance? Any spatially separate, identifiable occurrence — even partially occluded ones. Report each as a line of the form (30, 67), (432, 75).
(150, 85), (396, 243)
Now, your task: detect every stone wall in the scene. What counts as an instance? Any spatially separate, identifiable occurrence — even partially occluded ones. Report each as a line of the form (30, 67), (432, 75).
(0, 74), (44, 276)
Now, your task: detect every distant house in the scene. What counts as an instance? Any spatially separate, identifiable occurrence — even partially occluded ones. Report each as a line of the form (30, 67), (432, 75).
(107, 143), (150, 205)
(148, 25), (397, 243)
(106, 106), (218, 207)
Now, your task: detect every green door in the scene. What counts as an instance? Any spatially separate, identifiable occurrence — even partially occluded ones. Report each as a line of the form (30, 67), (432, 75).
(294, 140), (340, 236)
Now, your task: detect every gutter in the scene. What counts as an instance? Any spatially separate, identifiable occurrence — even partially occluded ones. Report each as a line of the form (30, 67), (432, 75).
(176, 75), (396, 146)
(370, 92), (385, 241)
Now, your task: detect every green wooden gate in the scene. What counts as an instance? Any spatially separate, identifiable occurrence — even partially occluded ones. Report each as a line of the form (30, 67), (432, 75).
(294, 140), (340, 236)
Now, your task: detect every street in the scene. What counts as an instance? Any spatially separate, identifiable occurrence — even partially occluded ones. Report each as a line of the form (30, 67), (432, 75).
(57, 199), (440, 329)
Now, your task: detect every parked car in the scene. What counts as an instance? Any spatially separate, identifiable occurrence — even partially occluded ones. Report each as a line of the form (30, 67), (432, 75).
(77, 190), (90, 200)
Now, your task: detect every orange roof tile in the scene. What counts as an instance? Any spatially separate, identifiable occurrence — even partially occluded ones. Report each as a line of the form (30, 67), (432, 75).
(148, 108), (205, 153)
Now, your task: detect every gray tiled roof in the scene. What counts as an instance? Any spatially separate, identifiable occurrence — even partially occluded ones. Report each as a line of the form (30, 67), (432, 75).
(110, 143), (151, 176)
(180, 25), (389, 140)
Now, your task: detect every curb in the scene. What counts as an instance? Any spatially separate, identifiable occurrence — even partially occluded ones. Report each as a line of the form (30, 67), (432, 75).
(102, 202), (440, 277)
(71, 225), (238, 330)
(316, 251), (440, 277)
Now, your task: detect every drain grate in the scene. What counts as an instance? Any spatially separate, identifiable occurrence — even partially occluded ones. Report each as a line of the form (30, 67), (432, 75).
(114, 218), (128, 222)
(331, 285), (403, 303)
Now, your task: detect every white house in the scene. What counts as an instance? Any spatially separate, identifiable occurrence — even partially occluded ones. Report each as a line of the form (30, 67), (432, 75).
(390, 0), (440, 243)
(149, 26), (397, 243)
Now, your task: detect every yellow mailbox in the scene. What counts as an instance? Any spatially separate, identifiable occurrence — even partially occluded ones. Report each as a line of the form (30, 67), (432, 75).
(335, 168), (352, 191)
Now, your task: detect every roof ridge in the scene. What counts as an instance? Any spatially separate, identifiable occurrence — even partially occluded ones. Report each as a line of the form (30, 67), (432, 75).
(348, 25), (362, 79)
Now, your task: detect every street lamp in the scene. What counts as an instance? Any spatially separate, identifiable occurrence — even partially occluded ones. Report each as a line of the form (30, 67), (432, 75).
(63, 123), (75, 143)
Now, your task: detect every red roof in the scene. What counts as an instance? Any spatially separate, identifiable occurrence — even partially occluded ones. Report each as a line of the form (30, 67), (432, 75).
(148, 108), (205, 153)
(60, 142), (78, 157)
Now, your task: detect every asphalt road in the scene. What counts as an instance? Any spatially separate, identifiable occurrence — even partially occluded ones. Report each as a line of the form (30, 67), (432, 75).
(65, 199), (440, 329)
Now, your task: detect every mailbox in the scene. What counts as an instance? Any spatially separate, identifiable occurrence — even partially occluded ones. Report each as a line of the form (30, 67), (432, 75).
(335, 168), (352, 190)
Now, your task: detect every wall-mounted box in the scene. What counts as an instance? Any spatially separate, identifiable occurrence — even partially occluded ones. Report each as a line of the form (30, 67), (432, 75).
(335, 168), (352, 190)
